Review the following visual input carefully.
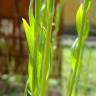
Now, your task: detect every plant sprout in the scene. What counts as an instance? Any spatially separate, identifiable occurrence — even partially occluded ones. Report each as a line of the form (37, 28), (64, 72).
(22, 0), (54, 96)
(68, 0), (91, 96)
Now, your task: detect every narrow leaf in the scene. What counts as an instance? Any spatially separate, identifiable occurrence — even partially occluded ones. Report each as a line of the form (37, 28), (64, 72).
(28, 59), (33, 92)
(22, 18), (34, 55)
(71, 38), (78, 70)
(76, 4), (83, 35)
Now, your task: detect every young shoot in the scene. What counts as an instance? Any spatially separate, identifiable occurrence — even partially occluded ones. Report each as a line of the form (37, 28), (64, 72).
(68, 0), (91, 96)
(22, 0), (54, 96)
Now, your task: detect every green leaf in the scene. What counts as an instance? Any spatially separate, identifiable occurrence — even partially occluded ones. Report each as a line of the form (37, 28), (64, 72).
(82, 19), (90, 41)
(47, 0), (54, 14)
(22, 18), (31, 50)
(76, 0), (91, 36)
(28, 59), (33, 92)
(37, 50), (42, 83)
(35, 0), (41, 23)
(49, 0), (54, 13)
(29, 0), (34, 27)
(71, 38), (78, 70)
(84, 0), (91, 12)
(76, 4), (83, 35)
(28, 0), (35, 46)
(76, 2), (90, 41)
(41, 4), (48, 28)
(24, 79), (29, 96)
(46, 44), (51, 80)
(22, 18), (34, 55)
(22, 17), (35, 95)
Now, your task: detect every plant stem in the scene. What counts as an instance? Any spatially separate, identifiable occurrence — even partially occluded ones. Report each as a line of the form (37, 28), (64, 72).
(68, 2), (88, 96)
(40, 15), (53, 96)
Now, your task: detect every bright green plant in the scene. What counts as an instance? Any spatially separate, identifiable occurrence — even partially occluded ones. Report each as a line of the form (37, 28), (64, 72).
(68, 0), (91, 96)
(22, 0), (54, 96)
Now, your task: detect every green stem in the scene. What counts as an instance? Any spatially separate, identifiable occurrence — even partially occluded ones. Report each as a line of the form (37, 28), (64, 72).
(68, 4), (87, 96)
(40, 15), (53, 96)
(30, 0), (41, 95)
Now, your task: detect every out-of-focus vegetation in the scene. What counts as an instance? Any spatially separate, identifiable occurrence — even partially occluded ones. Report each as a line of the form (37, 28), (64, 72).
(0, 43), (96, 96)
(62, 45), (96, 96)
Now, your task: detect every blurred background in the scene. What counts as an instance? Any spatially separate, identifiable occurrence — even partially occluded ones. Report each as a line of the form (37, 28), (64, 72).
(0, 0), (96, 96)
